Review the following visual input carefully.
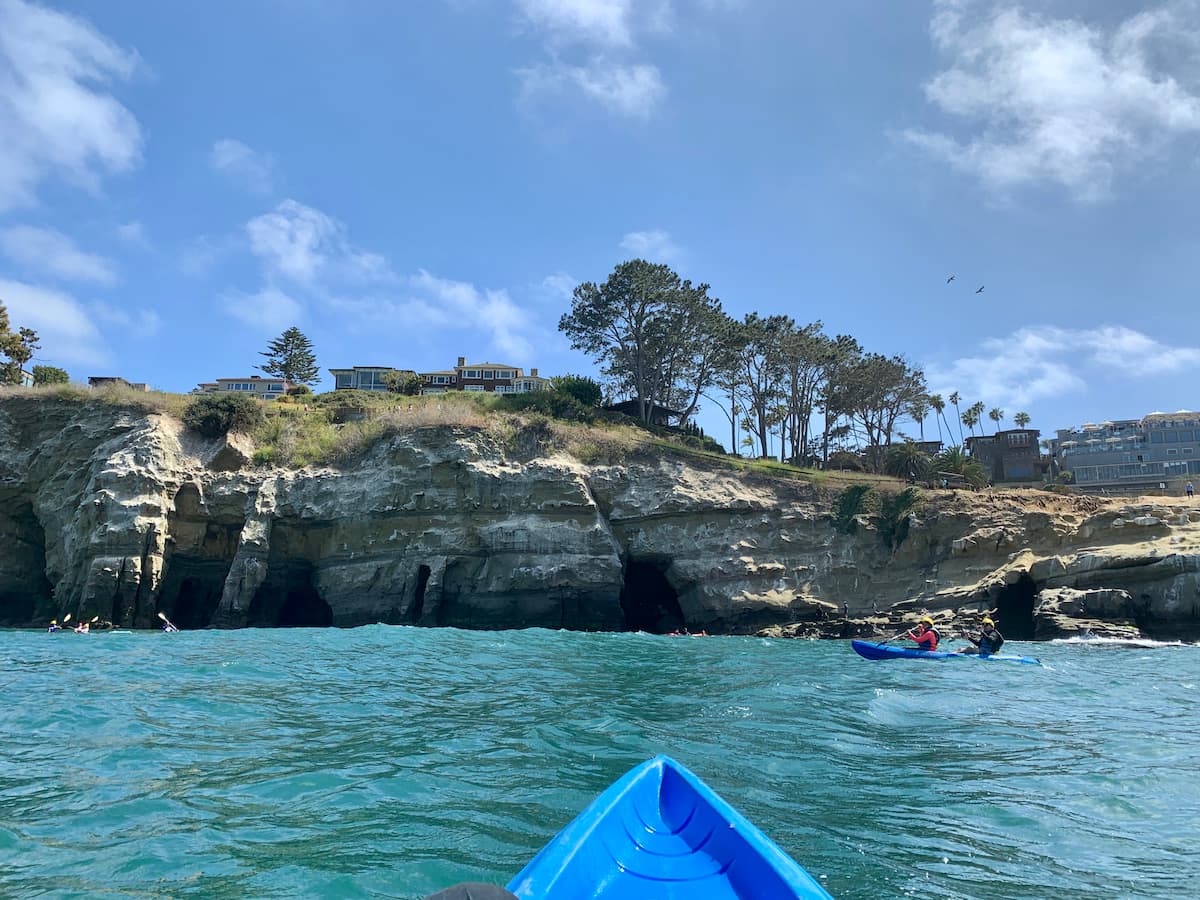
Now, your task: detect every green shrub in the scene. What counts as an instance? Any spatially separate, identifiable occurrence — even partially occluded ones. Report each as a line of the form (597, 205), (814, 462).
(182, 395), (264, 437)
(287, 385), (312, 396)
(551, 374), (602, 407)
(497, 391), (595, 422)
(877, 487), (921, 551)
(833, 484), (874, 534)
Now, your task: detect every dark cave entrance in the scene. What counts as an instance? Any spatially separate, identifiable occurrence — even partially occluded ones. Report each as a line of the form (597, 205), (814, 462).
(0, 500), (53, 625)
(410, 564), (431, 623)
(995, 573), (1037, 640)
(156, 485), (243, 629)
(248, 559), (333, 628)
(620, 557), (684, 633)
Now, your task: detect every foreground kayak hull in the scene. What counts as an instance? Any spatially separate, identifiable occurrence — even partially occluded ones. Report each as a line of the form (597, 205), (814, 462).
(851, 640), (1040, 665)
(507, 755), (833, 899)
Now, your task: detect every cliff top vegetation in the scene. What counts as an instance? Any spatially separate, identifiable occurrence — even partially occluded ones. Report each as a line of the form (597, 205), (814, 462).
(0, 381), (899, 495)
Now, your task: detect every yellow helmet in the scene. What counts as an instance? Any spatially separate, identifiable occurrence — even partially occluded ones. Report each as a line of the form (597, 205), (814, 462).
(920, 616), (934, 626)
(983, 617), (995, 626)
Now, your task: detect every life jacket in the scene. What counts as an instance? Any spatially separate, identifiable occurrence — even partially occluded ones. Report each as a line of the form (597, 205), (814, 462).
(979, 631), (1004, 654)
(926, 626), (941, 650)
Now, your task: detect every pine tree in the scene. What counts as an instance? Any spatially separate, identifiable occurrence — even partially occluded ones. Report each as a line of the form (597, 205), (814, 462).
(258, 326), (319, 386)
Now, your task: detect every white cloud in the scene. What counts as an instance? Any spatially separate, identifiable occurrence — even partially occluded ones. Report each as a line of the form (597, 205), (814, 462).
(92, 301), (161, 338)
(221, 286), (304, 333)
(515, 0), (636, 47)
(539, 271), (577, 301)
(0, 278), (109, 366)
(0, 225), (117, 284)
(619, 228), (681, 262)
(518, 59), (666, 118)
(412, 270), (535, 359)
(904, 0), (1200, 200)
(210, 138), (277, 195)
(926, 325), (1200, 408)
(245, 199), (393, 287)
(0, 0), (142, 210)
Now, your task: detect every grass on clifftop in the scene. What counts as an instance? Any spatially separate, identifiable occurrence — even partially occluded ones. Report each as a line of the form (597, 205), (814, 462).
(1, 383), (906, 491)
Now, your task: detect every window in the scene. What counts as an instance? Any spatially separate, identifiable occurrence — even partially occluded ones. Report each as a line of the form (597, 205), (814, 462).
(1168, 448), (1178, 455)
(464, 369), (479, 379)
(499, 370), (514, 379)
(464, 384), (484, 392)
(1151, 432), (1164, 443)
(1181, 431), (1194, 442)
(482, 370), (494, 379)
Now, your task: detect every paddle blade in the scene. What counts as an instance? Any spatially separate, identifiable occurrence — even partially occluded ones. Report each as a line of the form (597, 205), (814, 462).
(63, 613), (72, 624)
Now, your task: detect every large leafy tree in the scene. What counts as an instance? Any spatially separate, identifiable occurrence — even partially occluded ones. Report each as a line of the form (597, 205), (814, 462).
(32, 365), (69, 385)
(833, 353), (927, 472)
(559, 260), (728, 425)
(0, 302), (40, 386)
(734, 313), (790, 457)
(259, 326), (319, 386)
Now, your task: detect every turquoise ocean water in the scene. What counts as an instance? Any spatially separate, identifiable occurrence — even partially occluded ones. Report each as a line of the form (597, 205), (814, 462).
(2, 627), (1198, 899)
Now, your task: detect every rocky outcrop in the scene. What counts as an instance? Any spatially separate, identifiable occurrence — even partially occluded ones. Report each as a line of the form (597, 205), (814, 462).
(3, 395), (1200, 638)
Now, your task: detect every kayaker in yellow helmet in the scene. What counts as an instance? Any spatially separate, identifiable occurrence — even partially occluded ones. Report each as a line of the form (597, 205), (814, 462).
(906, 615), (940, 651)
(960, 616), (1005, 656)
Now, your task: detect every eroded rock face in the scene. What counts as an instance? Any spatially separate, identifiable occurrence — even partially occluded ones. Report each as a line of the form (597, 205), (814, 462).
(3, 395), (1200, 638)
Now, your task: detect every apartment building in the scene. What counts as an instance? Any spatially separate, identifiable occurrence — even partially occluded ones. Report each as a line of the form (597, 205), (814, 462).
(1056, 411), (1200, 493)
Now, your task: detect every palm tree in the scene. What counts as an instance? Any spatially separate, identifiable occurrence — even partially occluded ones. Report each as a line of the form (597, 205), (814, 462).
(949, 391), (964, 445)
(1013, 411), (1031, 429)
(908, 395), (930, 441)
(988, 407), (1004, 431)
(885, 442), (933, 481)
(935, 446), (989, 488)
(965, 401), (985, 437)
(928, 394), (944, 444)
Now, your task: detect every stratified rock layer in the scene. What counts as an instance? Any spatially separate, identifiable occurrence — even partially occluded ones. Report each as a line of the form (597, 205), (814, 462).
(3, 396), (1200, 638)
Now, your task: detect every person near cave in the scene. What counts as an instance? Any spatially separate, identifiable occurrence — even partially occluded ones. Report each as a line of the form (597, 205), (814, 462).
(906, 616), (940, 651)
(960, 617), (1005, 656)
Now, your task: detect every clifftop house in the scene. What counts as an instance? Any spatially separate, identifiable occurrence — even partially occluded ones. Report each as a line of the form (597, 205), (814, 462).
(332, 356), (551, 395)
(88, 376), (149, 391)
(965, 428), (1048, 482)
(194, 375), (293, 400)
(328, 366), (416, 391)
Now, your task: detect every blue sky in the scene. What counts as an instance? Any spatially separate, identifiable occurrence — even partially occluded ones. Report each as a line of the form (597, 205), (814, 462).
(2, 0), (1200, 451)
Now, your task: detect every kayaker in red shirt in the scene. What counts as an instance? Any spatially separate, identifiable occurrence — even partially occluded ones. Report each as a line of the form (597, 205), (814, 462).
(906, 616), (940, 651)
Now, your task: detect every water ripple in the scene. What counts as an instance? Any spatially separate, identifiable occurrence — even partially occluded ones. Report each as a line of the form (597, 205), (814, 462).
(2, 629), (1199, 898)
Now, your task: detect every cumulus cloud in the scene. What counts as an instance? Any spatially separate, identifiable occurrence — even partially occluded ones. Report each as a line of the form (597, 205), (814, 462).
(501, 0), (710, 119)
(619, 228), (681, 262)
(245, 199), (393, 287)
(517, 59), (666, 118)
(210, 138), (277, 195)
(224, 198), (543, 355)
(925, 325), (1200, 408)
(0, 225), (117, 284)
(903, 0), (1200, 200)
(514, 0), (636, 47)
(0, 278), (109, 366)
(0, 0), (142, 210)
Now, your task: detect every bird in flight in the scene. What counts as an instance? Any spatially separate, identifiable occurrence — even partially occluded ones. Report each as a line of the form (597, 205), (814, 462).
(946, 275), (956, 284)
(975, 285), (985, 294)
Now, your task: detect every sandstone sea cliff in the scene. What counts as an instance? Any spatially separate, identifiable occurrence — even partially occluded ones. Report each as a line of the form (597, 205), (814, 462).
(3, 394), (1200, 640)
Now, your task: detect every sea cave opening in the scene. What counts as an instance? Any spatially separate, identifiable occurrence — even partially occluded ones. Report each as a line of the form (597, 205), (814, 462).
(249, 559), (333, 628)
(995, 573), (1037, 640)
(0, 500), (53, 625)
(620, 557), (684, 634)
(410, 564), (431, 623)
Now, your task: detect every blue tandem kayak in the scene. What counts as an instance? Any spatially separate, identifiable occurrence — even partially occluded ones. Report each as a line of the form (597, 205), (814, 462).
(506, 755), (833, 899)
(851, 639), (1041, 665)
